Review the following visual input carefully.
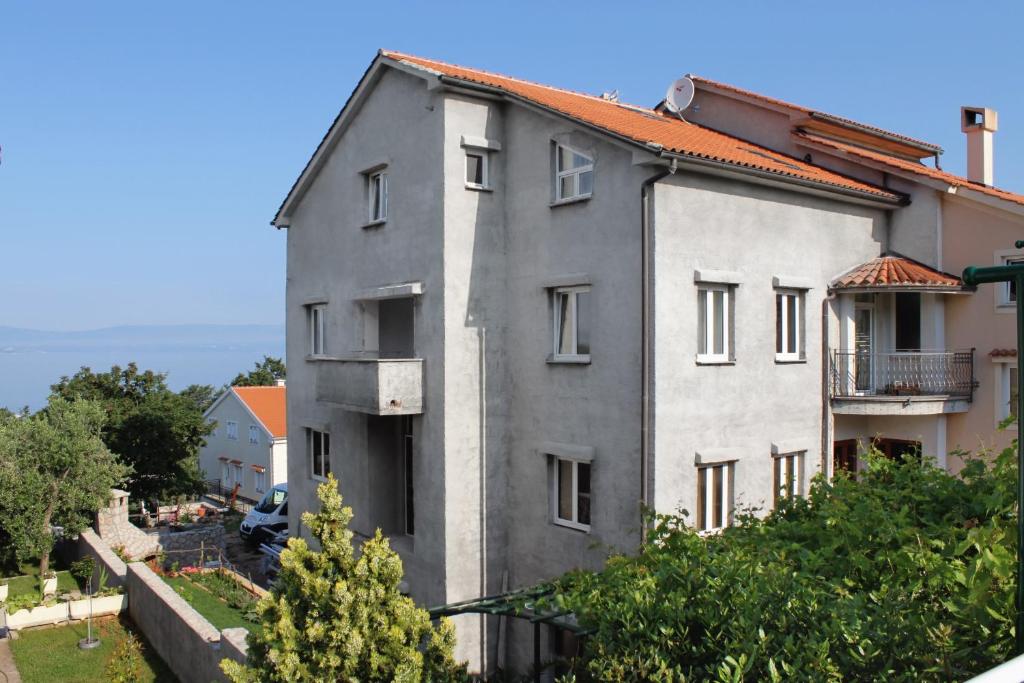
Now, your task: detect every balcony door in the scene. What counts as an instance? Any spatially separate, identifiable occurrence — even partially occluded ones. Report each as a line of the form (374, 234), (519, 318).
(854, 299), (875, 392)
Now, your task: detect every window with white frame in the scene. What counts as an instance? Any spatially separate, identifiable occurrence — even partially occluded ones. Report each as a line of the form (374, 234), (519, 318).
(254, 468), (266, 493)
(465, 150), (489, 189)
(552, 286), (591, 360)
(773, 451), (803, 505)
(368, 170), (388, 223)
(308, 304), (326, 356)
(775, 290), (804, 361)
(308, 428), (331, 480)
(696, 462), (732, 532)
(249, 425), (259, 445)
(998, 362), (1019, 423)
(554, 144), (593, 202)
(220, 460), (230, 486)
(552, 457), (591, 531)
(697, 284), (732, 363)
(232, 463), (243, 488)
(226, 421), (238, 441)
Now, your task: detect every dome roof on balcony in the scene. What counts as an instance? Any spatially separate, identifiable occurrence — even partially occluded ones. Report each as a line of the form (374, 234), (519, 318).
(830, 254), (966, 292)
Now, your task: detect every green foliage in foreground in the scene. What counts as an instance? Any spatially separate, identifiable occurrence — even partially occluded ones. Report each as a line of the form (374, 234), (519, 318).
(552, 449), (1017, 682)
(231, 355), (286, 387)
(221, 475), (467, 683)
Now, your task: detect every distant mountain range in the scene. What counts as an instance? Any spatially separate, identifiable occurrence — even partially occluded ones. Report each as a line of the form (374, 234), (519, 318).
(0, 324), (285, 354)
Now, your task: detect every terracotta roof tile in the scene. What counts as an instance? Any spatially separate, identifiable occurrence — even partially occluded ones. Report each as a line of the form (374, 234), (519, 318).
(831, 255), (963, 290)
(990, 348), (1018, 358)
(381, 51), (901, 202)
(233, 386), (287, 439)
(690, 75), (942, 152)
(796, 132), (1024, 207)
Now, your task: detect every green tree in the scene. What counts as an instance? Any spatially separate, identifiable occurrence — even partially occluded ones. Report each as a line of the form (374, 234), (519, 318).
(231, 356), (286, 387)
(548, 447), (1018, 682)
(180, 383), (220, 413)
(221, 475), (466, 683)
(0, 398), (130, 576)
(51, 363), (212, 502)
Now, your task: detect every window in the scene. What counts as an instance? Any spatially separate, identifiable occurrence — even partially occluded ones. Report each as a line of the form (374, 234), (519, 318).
(254, 469), (266, 493)
(308, 429), (331, 480)
(232, 463), (243, 489)
(403, 416), (414, 536)
(773, 452), (803, 505)
(894, 292), (921, 351)
(696, 463), (732, 532)
(551, 286), (591, 360)
(697, 285), (732, 363)
(999, 362), (1019, 423)
(554, 144), (593, 202)
(308, 304), (326, 356)
(1000, 257), (1024, 305)
(552, 457), (591, 531)
(226, 421), (238, 441)
(465, 151), (489, 189)
(220, 460), (230, 486)
(775, 290), (803, 361)
(249, 425), (259, 445)
(368, 171), (388, 223)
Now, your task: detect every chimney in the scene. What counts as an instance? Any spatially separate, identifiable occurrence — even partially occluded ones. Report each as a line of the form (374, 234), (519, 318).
(961, 106), (998, 185)
(275, 378), (286, 387)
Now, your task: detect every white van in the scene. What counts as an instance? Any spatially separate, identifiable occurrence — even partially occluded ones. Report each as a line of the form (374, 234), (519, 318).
(240, 483), (287, 544)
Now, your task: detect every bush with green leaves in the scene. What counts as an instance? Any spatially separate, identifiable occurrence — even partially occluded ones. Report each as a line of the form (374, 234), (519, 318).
(106, 632), (144, 683)
(550, 447), (1017, 682)
(221, 475), (467, 682)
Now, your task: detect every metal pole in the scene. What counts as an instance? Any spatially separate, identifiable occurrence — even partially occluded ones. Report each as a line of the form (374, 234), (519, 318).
(1016, 274), (1024, 655)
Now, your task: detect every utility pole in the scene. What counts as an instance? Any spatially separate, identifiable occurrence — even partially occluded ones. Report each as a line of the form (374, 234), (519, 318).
(963, 240), (1024, 655)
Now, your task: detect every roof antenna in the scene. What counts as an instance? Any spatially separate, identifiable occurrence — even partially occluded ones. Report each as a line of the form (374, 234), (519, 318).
(664, 77), (695, 122)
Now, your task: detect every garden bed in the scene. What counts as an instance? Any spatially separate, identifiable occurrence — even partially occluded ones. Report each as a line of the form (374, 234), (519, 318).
(9, 614), (176, 683)
(161, 568), (261, 634)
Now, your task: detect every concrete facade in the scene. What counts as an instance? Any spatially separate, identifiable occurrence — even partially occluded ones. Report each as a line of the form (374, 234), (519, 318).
(276, 54), (1024, 674)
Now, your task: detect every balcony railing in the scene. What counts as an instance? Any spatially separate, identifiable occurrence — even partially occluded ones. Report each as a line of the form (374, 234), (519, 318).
(830, 349), (975, 400)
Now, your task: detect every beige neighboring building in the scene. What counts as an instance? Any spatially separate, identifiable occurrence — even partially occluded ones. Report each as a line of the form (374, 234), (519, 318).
(272, 50), (1024, 673)
(199, 384), (288, 503)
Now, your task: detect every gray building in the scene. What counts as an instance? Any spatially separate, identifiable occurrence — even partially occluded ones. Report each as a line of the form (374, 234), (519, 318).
(272, 51), (1024, 674)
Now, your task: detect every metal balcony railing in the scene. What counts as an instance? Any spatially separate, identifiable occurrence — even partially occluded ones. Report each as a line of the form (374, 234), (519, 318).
(830, 349), (975, 400)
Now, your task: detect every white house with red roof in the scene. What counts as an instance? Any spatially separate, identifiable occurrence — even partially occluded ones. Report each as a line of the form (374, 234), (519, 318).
(273, 50), (1024, 673)
(199, 383), (287, 504)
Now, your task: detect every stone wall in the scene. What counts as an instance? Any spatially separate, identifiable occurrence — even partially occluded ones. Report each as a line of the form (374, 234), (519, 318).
(126, 562), (249, 683)
(155, 524), (226, 569)
(95, 489), (160, 560)
(77, 528), (128, 589)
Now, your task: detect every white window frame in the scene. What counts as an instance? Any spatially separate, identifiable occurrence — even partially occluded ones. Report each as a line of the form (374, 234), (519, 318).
(464, 150), (489, 190)
(551, 286), (591, 362)
(226, 421), (238, 441)
(696, 462), (733, 533)
(775, 289), (804, 362)
(254, 469), (266, 494)
(997, 360), (1019, 425)
(773, 451), (804, 506)
(308, 428), (331, 481)
(368, 170), (388, 223)
(697, 284), (732, 363)
(232, 463), (243, 489)
(220, 460), (230, 486)
(552, 456), (591, 532)
(248, 424), (259, 445)
(308, 304), (326, 357)
(553, 144), (593, 202)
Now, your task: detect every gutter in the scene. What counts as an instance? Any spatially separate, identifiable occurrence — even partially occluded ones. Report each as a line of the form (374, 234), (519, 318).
(640, 164), (674, 543)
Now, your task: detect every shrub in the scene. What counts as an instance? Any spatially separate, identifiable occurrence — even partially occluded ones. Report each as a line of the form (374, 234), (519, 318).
(70, 556), (95, 587)
(552, 447), (1017, 682)
(105, 632), (144, 683)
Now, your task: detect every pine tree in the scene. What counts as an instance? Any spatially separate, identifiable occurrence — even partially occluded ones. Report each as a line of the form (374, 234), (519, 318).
(221, 475), (467, 682)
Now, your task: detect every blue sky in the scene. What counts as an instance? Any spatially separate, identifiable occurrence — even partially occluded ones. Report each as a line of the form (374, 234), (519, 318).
(2, 1), (1022, 330)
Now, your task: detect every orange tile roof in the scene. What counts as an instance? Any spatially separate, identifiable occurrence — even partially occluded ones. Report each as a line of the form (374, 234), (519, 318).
(233, 386), (287, 438)
(831, 254), (963, 290)
(381, 51), (901, 203)
(990, 348), (1018, 358)
(795, 132), (1024, 207)
(689, 75), (942, 153)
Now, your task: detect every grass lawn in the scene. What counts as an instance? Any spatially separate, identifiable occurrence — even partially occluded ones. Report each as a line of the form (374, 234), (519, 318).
(9, 615), (177, 683)
(162, 574), (260, 635)
(5, 570), (79, 599)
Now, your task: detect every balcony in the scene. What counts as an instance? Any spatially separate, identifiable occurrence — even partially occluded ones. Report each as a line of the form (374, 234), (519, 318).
(829, 349), (975, 415)
(315, 356), (423, 415)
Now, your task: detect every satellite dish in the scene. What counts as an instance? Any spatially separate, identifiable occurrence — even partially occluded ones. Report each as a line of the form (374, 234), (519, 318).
(665, 77), (695, 118)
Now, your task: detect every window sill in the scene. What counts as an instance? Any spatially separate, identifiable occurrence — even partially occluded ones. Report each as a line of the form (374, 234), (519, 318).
(311, 474), (330, 483)
(774, 357), (807, 364)
(696, 357), (735, 366)
(547, 354), (591, 365)
(305, 354), (329, 362)
(361, 219), (387, 230)
(465, 183), (493, 192)
(550, 194), (592, 208)
(553, 519), (590, 533)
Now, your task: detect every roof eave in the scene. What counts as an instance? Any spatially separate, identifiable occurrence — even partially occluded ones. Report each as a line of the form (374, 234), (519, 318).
(808, 112), (943, 156)
(828, 285), (974, 295)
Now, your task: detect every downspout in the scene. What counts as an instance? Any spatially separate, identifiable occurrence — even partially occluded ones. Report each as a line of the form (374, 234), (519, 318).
(641, 160), (675, 544)
(822, 290), (837, 480)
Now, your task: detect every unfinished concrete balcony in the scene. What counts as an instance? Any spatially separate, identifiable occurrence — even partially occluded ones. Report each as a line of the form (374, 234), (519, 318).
(315, 356), (423, 415)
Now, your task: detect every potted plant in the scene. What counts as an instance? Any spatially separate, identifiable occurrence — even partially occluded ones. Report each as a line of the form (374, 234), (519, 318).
(41, 572), (58, 597)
